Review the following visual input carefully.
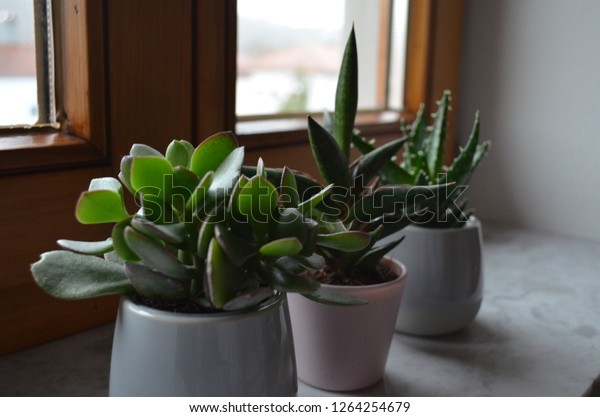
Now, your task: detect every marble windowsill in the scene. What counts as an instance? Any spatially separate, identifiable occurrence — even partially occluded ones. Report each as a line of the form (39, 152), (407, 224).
(1, 224), (599, 396)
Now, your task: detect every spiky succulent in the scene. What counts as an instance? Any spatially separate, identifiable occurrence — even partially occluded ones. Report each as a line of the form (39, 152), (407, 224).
(31, 133), (362, 312)
(353, 90), (490, 228)
(266, 28), (448, 282)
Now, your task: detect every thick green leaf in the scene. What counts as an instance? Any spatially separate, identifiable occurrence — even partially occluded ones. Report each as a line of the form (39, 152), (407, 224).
(222, 287), (274, 311)
(130, 143), (162, 157)
(403, 104), (427, 174)
(205, 238), (247, 308)
(226, 175), (253, 240)
(242, 166), (323, 203)
(447, 111), (481, 185)
(471, 141), (490, 174)
(130, 156), (174, 200)
(57, 238), (113, 255)
(256, 157), (266, 177)
(124, 226), (194, 281)
(209, 146), (245, 199)
(371, 214), (413, 240)
(353, 137), (407, 187)
(186, 171), (214, 215)
(31, 250), (131, 299)
(279, 166), (299, 208)
(307, 115), (352, 189)
(172, 167), (199, 201)
(427, 91), (451, 177)
(181, 140), (195, 158)
(214, 223), (257, 267)
(112, 218), (140, 261)
(118, 156), (135, 194)
(197, 216), (216, 259)
(352, 134), (413, 185)
(124, 262), (189, 301)
(294, 253), (325, 270)
(236, 175), (278, 242)
(190, 131), (238, 179)
(257, 262), (319, 294)
(130, 217), (187, 245)
(350, 184), (447, 223)
(355, 236), (405, 270)
(351, 131), (374, 154)
(139, 193), (175, 224)
(298, 183), (333, 215)
(166, 140), (192, 168)
(303, 286), (368, 306)
(275, 257), (305, 274)
(76, 190), (129, 224)
(380, 163), (414, 185)
(334, 26), (358, 161)
(104, 250), (125, 265)
(272, 208), (318, 256)
(259, 237), (303, 258)
(317, 231), (371, 252)
(89, 177), (122, 193)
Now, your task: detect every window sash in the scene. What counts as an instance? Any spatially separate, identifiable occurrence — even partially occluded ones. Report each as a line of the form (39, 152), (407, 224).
(0, 0), (107, 175)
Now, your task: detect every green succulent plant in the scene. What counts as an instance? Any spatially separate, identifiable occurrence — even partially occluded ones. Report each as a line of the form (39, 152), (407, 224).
(31, 133), (363, 312)
(353, 90), (490, 228)
(265, 28), (449, 284)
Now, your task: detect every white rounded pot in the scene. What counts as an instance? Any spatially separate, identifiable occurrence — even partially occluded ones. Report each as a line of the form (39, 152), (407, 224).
(391, 218), (483, 336)
(287, 259), (407, 391)
(109, 293), (297, 396)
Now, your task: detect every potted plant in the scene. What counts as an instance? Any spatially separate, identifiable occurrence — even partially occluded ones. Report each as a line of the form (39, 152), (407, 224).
(31, 133), (361, 396)
(283, 28), (448, 391)
(354, 91), (491, 335)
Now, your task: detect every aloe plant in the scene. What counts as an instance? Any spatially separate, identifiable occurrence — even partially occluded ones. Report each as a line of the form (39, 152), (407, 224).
(353, 90), (490, 228)
(31, 133), (362, 312)
(273, 28), (448, 284)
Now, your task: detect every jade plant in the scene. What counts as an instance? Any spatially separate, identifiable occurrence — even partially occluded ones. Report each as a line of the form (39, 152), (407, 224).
(354, 90), (490, 228)
(31, 133), (362, 312)
(268, 28), (449, 285)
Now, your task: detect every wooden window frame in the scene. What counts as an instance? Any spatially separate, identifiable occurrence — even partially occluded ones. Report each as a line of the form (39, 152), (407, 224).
(0, 0), (108, 175)
(0, 0), (463, 355)
(0, 0), (463, 172)
(230, 0), (465, 157)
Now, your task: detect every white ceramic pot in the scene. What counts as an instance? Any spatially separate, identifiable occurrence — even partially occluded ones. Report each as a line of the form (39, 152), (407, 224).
(391, 218), (483, 336)
(109, 293), (297, 396)
(287, 259), (407, 391)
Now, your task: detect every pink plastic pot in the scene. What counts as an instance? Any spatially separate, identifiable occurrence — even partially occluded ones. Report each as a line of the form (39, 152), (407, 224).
(287, 259), (407, 391)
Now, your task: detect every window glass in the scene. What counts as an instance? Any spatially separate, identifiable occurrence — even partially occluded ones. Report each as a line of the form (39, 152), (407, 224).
(237, 0), (409, 118)
(0, 0), (38, 127)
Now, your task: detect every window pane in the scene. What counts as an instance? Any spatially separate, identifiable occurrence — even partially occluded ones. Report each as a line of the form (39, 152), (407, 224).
(237, 0), (408, 118)
(388, 0), (409, 111)
(0, 0), (40, 127)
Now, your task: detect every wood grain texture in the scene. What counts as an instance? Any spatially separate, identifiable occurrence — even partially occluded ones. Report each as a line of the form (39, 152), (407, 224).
(108, 0), (193, 162)
(195, 0), (237, 141)
(0, 166), (114, 354)
(429, 0), (465, 166)
(0, 284), (118, 356)
(57, 0), (91, 139)
(0, 166), (112, 290)
(404, 0), (464, 165)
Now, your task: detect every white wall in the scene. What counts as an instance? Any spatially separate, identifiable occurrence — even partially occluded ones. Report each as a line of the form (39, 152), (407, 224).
(456, 0), (600, 241)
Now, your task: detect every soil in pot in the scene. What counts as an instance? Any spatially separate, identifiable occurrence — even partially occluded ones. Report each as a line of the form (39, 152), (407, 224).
(305, 257), (398, 286)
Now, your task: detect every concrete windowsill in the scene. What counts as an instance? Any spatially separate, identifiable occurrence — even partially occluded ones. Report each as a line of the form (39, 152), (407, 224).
(1, 223), (599, 396)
